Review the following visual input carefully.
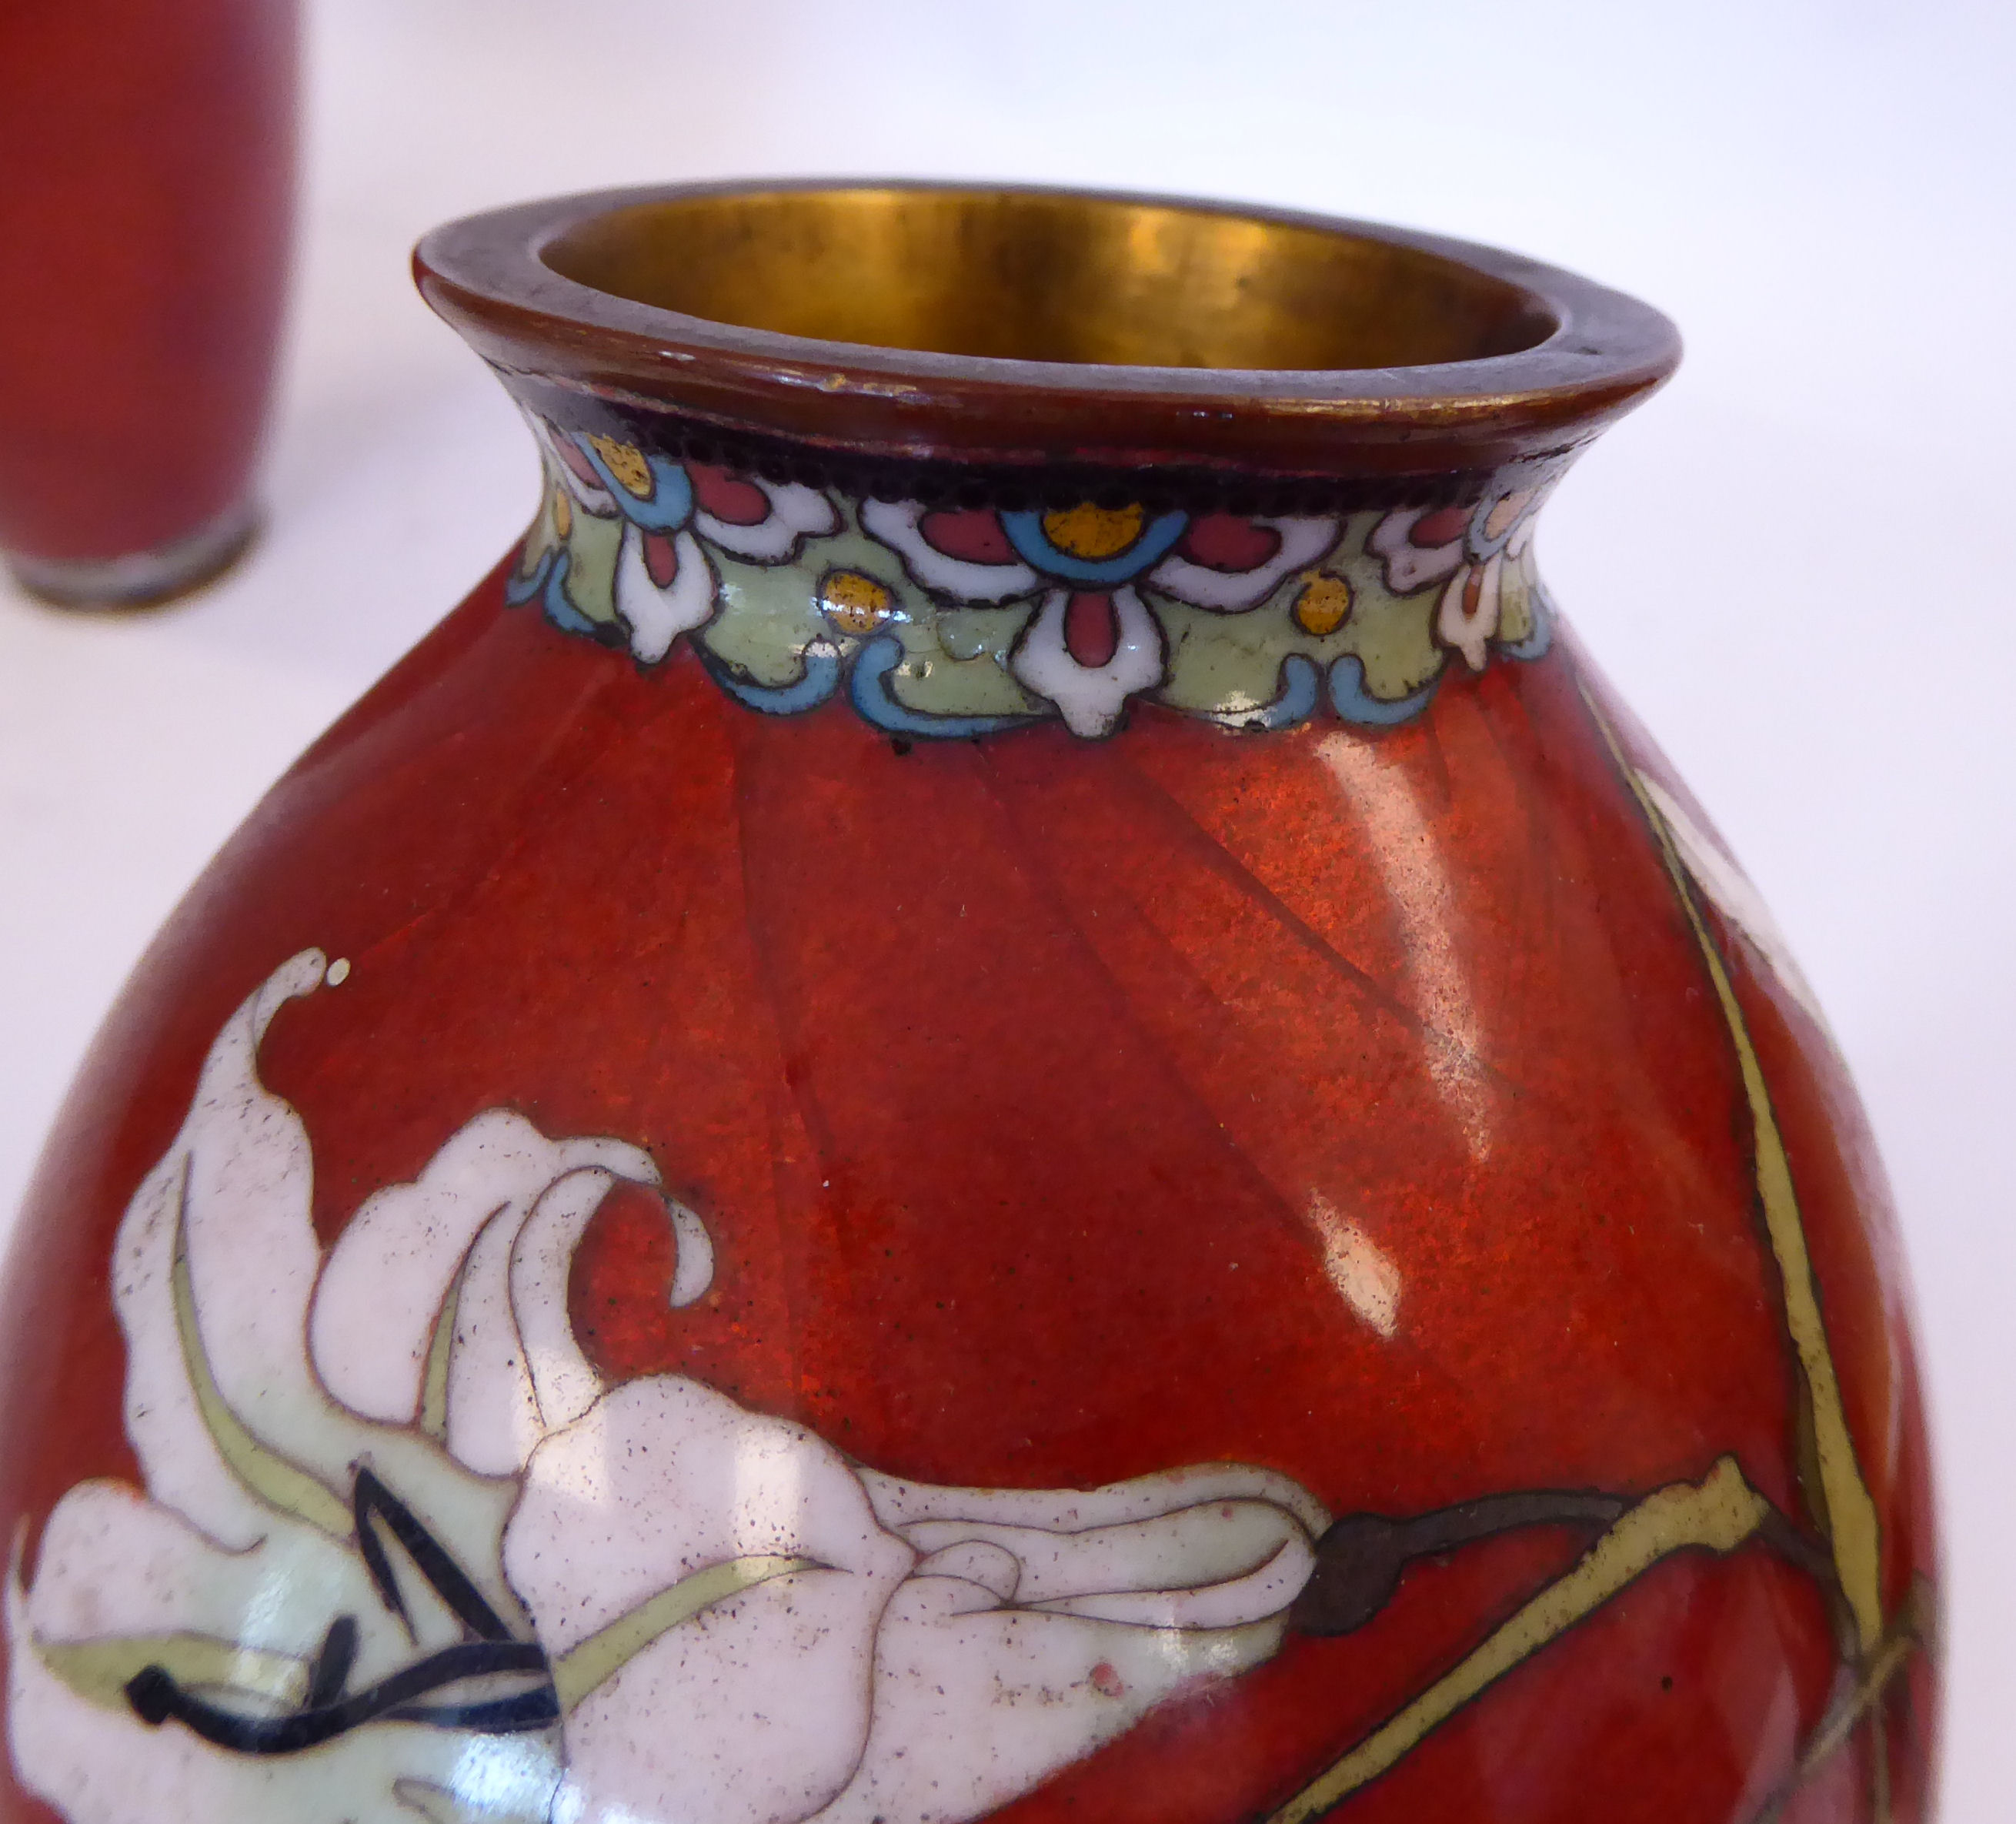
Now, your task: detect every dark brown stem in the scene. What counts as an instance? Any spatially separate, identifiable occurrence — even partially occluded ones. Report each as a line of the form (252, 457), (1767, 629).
(1290, 1490), (1627, 1638)
(1290, 1486), (1840, 1640)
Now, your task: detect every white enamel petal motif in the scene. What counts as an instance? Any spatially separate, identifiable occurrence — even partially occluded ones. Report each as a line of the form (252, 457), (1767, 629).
(859, 499), (1040, 602)
(613, 524), (718, 661)
(697, 477), (840, 563)
(1437, 553), (1504, 672)
(1147, 515), (1340, 613)
(1370, 506), (1467, 594)
(1010, 585), (1165, 738)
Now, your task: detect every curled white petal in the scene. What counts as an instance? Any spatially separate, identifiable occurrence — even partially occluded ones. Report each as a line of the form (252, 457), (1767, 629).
(811, 1469), (1319, 1823)
(511, 1383), (1321, 1824)
(860, 1460), (1331, 1542)
(112, 950), (329, 1548)
(666, 1197), (715, 1307)
(508, 1169), (623, 1440)
(499, 1171), (711, 1433)
(16, 944), (1339, 1824)
(912, 1539), (1022, 1602)
(310, 1111), (658, 1437)
(312, 1100), (715, 1482)
(444, 1161), (706, 1479)
(899, 1499), (1312, 1622)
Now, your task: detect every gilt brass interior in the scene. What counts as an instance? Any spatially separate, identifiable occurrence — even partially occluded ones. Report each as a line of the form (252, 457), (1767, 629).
(541, 189), (1560, 372)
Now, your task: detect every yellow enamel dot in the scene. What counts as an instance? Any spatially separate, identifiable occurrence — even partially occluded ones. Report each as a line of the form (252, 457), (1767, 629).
(587, 434), (653, 499)
(1041, 502), (1145, 561)
(820, 569), (895, 634)
(552, 489), (574, 540)
(1293, 573), (1353, 636)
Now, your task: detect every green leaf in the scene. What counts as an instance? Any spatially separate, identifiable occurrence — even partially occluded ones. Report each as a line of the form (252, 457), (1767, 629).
(419, 1274), (461, 1446)
(549, 1555), (819, 1712)
(170, 1166), (352, 1538)
(38, 1629), (307, 1715)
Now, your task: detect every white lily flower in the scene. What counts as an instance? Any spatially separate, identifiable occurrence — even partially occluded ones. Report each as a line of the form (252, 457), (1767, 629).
(9, 951), (1326, 1824)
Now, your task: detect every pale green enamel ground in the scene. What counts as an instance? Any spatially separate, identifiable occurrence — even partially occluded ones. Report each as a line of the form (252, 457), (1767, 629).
(1157, 590), (1321, 713)
(705, 553), (836, 684)
(887, 640), (1048, 717)
(1497, 556), (1539, 645)
(701, 511), (1050, 716)
(518, 478), (1547, 723)
(522, 475), (565, 565)
(556, 509), (623, 629)
(700, 509), (884, 684)
(1342, 583), (1450, 697)
(1155, 516), (1441, 714)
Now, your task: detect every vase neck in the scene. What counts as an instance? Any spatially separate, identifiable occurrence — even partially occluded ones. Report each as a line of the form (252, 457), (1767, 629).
(496, 380), (1564, 743)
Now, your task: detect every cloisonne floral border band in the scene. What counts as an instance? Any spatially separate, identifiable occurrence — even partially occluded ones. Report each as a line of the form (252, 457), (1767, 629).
(504, 390), (1564, 742)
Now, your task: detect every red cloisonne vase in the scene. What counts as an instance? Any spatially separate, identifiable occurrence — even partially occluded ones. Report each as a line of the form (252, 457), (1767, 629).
(0, 185), (1939, 1824)
(0, 0), (296, 606)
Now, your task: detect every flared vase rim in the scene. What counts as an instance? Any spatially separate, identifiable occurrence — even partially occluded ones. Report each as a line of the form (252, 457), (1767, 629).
(416, 178), (1681, 486)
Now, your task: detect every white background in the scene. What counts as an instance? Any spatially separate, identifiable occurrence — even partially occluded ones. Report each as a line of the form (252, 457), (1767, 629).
(1, 0), (2009, 1810)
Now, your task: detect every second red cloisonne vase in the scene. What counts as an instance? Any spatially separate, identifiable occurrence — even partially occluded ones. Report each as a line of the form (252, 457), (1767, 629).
(0, 185), (1938, 1822)
(0, 0), (296, 606)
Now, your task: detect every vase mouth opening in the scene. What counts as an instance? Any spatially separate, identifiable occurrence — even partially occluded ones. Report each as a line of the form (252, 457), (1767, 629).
(537, 188), (1562, 375)
(417, 180), (1680, 485)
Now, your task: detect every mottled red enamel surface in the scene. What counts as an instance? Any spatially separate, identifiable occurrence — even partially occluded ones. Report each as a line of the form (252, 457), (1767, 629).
(0, 0), (295, 561)
(0, 561), (1937, 1820)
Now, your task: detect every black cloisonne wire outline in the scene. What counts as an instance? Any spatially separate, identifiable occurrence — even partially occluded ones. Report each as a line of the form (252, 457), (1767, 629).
(350, 1467), (516, 1644)
(125, 1639), (556, 1753)
(122, 1466), (560, 1754)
